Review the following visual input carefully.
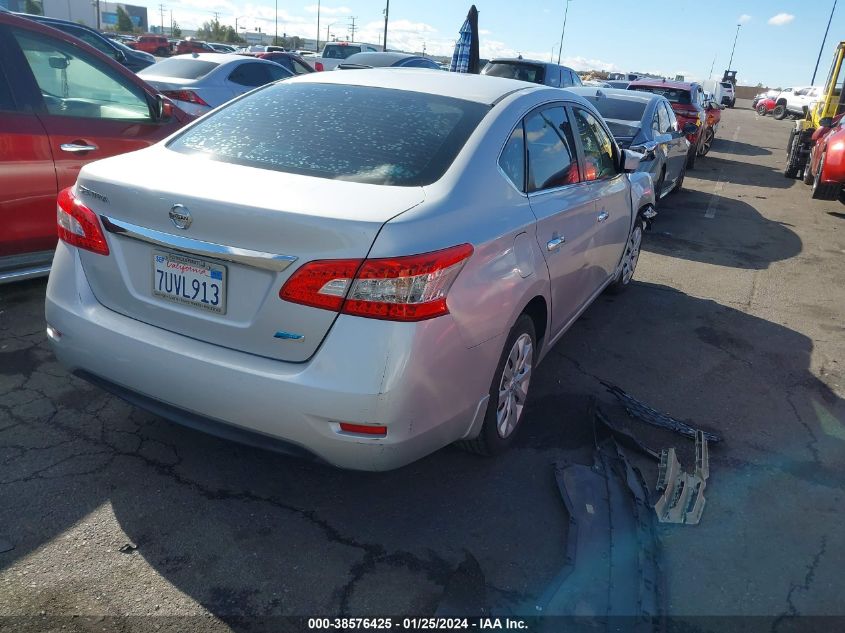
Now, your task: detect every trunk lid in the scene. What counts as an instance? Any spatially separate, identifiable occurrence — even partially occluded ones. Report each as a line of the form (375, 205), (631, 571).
(75, 146), (424, 362)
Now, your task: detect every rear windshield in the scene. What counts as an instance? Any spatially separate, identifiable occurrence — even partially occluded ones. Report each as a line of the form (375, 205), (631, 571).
(168, 83), (490, 186)
(322, 45), (362, 59)
(138, 58), (219, 79)
(587, 98), (647, 138)
(483, 62), (545, 84)
(629, 86), (691, 104)
(720, 82), (733, 89)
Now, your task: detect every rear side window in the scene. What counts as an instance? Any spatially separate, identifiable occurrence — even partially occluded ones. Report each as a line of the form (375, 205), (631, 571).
(0, 61), (15, 111)
(657, 102), (672, 134)
(323, 45), (361, 59)
(168, 83), (490, 186)
(229, 62), (275, 87)
(139, 58), (219, 79)
(524, 106), (579, 192)
(483, 62), (545, 85)
(572, 108), (617, 181)
(499, 123), (525, 190)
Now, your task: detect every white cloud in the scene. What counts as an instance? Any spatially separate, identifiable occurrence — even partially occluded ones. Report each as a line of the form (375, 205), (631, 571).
(768, 13), (795, 25)
(738, 14), (752, 24)
(304, 4), (352, 16)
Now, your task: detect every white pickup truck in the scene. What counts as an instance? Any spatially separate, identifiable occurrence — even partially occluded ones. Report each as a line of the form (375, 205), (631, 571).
(773, 86), (823, 120)
(310, 42), (381, 71)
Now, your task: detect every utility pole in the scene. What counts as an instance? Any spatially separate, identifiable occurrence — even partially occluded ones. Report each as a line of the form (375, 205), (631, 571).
(159, 4), (166, 35)
(708, 54), (716, 80)
(727, 23), (741, 72)
(169, 9), (172, 35)
(348, 16), (357, 42)
(556, 0), (572, 65)
(93, 0), (100, 30)
(274, 0), (278, 43)
(812, 0), (837, 84)
(316, 0), (320, 52)
(382, 0), (389, 51)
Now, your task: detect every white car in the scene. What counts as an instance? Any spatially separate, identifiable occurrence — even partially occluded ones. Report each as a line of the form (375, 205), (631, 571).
(773, 86), (824, 120)
(138, 54), (292, 116)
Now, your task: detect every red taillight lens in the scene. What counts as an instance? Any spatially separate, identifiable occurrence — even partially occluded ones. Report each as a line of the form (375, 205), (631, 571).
(339, 423), (387, 436)
(161, 90), (209, 106)
(315, 61), (324, 71)
(56, 187), (109, 256)
(280, 259), (362, 311)
(279, 244), (473, 322)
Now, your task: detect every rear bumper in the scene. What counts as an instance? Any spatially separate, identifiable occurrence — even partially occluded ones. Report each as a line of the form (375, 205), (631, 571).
(45, 243), (499, 471)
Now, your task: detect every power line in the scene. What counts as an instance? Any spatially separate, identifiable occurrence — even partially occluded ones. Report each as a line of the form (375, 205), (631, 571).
(812, 0), (837, 85)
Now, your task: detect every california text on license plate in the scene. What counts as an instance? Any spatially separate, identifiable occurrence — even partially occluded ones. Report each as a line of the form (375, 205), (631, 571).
(152, 251), (227, 314)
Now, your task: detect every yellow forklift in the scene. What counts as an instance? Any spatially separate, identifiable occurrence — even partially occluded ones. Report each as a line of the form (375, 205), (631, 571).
(784, 41), (845, 179)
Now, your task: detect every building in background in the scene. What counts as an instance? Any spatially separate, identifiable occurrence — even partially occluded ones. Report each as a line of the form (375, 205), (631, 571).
(6, 0), (149, 31)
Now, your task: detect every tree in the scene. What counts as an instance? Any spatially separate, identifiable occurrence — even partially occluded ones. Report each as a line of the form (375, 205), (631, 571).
(116, 6), (134, 32)
(24, 0), (43, 15)
(171, 21), (182, 38)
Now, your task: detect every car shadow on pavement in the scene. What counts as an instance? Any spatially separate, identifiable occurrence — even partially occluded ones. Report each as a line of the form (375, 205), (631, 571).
(691, 156), (793, 189)
(2, 275), (843, 620)
(710, 138), (772, 156)
(644, 190), (802, 269)
(827, 211), (845, 219)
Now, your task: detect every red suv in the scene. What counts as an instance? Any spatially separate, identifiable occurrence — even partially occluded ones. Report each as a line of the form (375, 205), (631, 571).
(130, 34), (171, 56)
(0, 12), (191, 282)
(174, 39), (217, 55)
(627, 79), (708, 169)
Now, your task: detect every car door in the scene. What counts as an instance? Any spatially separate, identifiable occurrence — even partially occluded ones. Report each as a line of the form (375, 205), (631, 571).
(570, 105), (631, 288)
(0, 28), (58, 260)
(659, 101), (686, 184)
(9, 25), (172, 196)
(523, 104), (597, 336)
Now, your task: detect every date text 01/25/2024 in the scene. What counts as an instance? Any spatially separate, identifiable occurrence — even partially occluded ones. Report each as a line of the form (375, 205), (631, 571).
(306, 618), (529, 630)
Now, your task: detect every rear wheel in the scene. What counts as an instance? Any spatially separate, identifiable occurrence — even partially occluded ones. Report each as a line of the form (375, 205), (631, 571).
(784, 130), (802, 179)
(607, 215), (645, 294)
(459, 315), (536, 456)
(698, 127), (715, 156)
(812, 151), (841, 200)
(757, 104), (768, 116)
(773, 104), (787, 120)
(686, 139), (698, 170)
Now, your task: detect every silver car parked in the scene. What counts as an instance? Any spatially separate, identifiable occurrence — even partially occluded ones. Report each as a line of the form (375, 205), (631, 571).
(45, 70), (654, 471)
(570, 87), (694, 202)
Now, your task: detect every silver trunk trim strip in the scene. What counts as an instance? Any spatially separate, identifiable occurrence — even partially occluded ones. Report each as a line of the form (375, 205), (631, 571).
(100, 216), (297, 273)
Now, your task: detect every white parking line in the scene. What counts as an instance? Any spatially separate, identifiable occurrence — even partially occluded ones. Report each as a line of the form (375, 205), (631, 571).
(704, 125), (741, 219)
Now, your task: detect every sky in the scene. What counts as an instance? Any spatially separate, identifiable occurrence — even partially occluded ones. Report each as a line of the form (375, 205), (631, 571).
(135, 0), (842, 88)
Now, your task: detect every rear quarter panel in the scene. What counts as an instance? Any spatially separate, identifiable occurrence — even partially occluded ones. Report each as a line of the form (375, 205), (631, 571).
(820, 127), (845, 183)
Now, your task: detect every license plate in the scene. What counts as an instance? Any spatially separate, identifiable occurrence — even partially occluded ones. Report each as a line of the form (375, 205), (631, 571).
(152, 251), (227, 314)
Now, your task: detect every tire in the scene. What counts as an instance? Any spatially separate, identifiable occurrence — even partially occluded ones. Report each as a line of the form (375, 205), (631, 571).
(686, 141), (697, 170)
(728, 99), (735, 108)
(698, 127), (714, 156)
(672, 164), (686, 194)
(784, 130), (801, 179)
(803, 155), (816, 185)
(757, 104), (768, 116)
(811, 151), (841, 200)
(155, 47), (168, 56)
(606, 215), (645, 294)
(459, 314), (536, 456)
(773, 104), (787, 120)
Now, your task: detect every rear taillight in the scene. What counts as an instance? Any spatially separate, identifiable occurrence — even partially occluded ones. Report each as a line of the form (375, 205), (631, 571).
(339, 423), (387, 437)
(161, 90), (209, 106)
(56, 187), (109, 256)
(279, 244), (473, 322)
(314, 61), (324, 71)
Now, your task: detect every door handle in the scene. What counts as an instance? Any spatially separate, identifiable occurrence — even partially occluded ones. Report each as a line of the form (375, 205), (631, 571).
(597, 210), (610, 223)
(546, 235), (565, 251)
(60, 143), (98, 153)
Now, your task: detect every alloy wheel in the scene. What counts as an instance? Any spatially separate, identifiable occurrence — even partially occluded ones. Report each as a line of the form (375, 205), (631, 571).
(496, 333), (533, 439)
(621, 223), (643, 284)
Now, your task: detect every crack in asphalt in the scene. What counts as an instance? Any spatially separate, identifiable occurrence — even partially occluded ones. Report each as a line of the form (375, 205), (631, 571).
(770, 535), (828, 631)
(785, 391), (821, 465)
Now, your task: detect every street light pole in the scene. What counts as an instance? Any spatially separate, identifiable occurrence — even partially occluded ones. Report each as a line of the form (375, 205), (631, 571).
(274, 0), (278, 43)
(316, 0), (320, 53)
(727, 23), (741, 72)
(383, 0), (389, 52)
(811, 0), (837, 85)
(556, 0), (571, 66)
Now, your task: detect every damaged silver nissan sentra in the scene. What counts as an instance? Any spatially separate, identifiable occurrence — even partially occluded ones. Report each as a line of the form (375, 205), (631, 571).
(45, 69), (655, 470)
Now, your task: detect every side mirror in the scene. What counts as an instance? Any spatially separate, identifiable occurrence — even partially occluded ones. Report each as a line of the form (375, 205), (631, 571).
(622, 148), (644, 172)
(682, 122), (698, 136)
(49, 55), (69, 70)
(155, 94), (175, 122)
(820, 117), (834, 128)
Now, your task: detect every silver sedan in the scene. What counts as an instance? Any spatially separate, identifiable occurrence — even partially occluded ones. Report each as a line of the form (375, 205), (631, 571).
(45, 70), (654, 470)
(570, 87), (693, 202)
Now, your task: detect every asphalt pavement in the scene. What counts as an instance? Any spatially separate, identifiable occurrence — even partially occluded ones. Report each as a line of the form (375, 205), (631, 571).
(1, 102), (843, 628)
